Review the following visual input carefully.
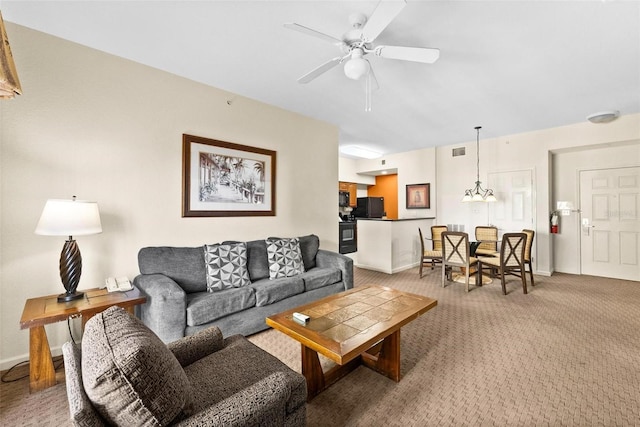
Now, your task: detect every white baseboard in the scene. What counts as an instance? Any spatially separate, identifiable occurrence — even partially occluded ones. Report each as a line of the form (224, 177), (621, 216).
(1, 345), (64, 372)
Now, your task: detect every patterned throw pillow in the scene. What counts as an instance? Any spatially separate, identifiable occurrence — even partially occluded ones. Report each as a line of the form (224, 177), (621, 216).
(204, 242), (251, 292)
(266, 237), (306, 279)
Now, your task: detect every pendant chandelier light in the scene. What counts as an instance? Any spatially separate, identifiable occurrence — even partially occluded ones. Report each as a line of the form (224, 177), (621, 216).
(461, 126), (497, 202)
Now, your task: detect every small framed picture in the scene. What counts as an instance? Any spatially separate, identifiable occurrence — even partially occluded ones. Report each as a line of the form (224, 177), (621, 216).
(406, 183), (430, 209)
(182, 134), (276, 217)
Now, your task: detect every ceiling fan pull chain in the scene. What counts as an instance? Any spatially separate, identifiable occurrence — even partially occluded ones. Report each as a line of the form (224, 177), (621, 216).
(365, 71), (372, 112)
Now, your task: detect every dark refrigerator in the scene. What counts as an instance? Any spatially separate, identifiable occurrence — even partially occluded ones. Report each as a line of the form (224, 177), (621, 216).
(354, 197), (384, 218)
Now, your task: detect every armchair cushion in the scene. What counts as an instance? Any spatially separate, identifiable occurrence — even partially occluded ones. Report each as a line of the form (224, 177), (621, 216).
(175, 372), (293, 427)
(81, 306), (193, 426)
(183, 335), (306, 416)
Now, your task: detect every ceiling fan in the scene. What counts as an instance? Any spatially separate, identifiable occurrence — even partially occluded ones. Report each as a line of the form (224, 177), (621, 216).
(284, 0), (440, 110)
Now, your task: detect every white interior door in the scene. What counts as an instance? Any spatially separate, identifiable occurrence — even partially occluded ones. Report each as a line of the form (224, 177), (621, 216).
(487, 170), (535, 235)
(580, 167), (640, 281)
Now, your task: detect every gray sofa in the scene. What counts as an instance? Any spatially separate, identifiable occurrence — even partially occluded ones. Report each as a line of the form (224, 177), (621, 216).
(134, 234), (353, 343)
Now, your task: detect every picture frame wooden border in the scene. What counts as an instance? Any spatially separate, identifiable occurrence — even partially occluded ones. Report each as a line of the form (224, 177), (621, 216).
(182, 134), (276, 217)
(406, 183), (430, 209)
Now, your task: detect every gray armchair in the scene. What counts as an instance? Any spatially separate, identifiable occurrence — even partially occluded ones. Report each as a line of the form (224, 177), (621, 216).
(63, 306), (306, 426)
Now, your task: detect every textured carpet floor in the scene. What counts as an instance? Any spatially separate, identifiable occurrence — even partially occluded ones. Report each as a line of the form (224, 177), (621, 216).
(2, 267), (639, 426)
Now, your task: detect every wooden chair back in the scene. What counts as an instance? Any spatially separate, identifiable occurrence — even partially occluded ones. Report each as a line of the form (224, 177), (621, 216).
(475, 226), (498, 251)
(522, 229), (535, 262)
(500, 233), (527, 269)
(431, 225), (448, 251)
(442, 231), (471, 267)
(418, 227), (426, 255)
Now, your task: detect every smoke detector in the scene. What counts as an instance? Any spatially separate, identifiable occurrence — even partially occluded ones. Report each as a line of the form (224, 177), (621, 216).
(587, 110), (620, 124)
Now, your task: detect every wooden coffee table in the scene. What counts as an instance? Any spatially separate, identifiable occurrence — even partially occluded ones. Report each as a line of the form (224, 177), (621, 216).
(266, 285), (437, 400)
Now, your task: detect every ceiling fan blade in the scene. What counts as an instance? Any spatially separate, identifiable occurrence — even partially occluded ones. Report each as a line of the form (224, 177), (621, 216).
(284, 23), (344, 46)
(375, 45), (440, 63)
(361, 0), (407, 43)
(297, 57), (343, 84)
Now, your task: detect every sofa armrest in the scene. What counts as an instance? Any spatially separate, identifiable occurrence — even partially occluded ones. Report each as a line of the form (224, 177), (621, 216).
(167, 326), (224, 367)
(133, 273), (187, 343)
(176, 372), (302, 427)
(316, 249), (354, 291)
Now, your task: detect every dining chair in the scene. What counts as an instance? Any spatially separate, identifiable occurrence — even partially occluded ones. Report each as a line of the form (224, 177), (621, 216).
(474, 226), (499, 256)
(477, 232), (528, 295)
(441, 231), (480, 292)
(522, 229), (535, 286)
(418, 226), (447, 277)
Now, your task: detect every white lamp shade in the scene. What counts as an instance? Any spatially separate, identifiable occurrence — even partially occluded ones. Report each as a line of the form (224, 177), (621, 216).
(35, 199), (102, 236)
(471, 193), (484, 202)
(344, 57), (370, 80)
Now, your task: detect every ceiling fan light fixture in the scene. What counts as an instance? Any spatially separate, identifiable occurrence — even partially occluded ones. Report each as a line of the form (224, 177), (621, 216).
(587, 110), (620, 124)
(344, 49), (369, 80)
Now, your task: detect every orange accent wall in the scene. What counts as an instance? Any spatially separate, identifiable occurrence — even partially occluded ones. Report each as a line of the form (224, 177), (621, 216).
(368, 174), (398, 219)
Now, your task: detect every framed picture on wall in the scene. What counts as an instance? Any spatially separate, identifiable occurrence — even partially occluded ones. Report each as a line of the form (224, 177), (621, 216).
(406, 183), (430, 209)
(182, 134), (276, 217)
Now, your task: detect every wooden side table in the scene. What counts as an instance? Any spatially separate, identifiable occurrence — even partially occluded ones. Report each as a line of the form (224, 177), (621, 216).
(19, 286), (146, 393)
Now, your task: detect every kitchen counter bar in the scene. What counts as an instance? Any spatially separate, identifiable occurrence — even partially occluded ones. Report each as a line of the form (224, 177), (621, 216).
(356, 217), (435, 274)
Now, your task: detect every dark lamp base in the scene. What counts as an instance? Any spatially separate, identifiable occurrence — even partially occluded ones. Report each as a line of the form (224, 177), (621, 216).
(57, 291), (85, 303)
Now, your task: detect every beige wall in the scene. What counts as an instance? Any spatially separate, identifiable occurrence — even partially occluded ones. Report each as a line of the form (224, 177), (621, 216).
(435, 116), (640, 275)
(552, 143), (640, 274)
(354, 147), (438, 219)
(344, 116), (639, 277)
(0, 24), (339, 368)
(337, 156), (375, 185)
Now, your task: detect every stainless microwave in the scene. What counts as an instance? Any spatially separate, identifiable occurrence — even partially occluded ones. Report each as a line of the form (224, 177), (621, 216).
(339, 191), (350, 207)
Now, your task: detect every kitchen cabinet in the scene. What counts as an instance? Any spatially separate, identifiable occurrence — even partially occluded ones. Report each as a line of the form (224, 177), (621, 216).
(339, 181), (357, 207)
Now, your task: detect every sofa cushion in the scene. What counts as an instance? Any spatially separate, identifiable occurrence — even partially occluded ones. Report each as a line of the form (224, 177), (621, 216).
(186, 288), (256, 326)
(251, 276), (305, 307)
(246, 239), (270, 282)
(204, 242), (251, 291)
(298, 234), (320, 270)
(266, 237), (305, 279)
(138, 246), (206, 293)
(300, 267), (342, 292)
(81, 306), (192, 426)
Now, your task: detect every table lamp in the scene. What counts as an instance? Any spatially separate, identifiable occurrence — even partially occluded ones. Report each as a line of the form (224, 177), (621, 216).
(35, 197), (102, 302)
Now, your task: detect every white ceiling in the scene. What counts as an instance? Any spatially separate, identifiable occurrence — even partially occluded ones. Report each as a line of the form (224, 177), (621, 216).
(3, 1), (639, 157)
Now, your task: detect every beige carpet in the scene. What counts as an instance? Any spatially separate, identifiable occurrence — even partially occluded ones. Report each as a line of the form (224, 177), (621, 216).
(2, 267), (639, 426)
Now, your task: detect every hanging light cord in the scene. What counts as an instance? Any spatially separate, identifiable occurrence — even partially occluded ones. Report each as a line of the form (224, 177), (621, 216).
(475, 126), (481, 186)
(462, 126), (496, 202)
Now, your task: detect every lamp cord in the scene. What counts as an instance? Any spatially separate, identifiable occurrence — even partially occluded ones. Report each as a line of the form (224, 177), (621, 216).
(1, 318), (75, 383)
